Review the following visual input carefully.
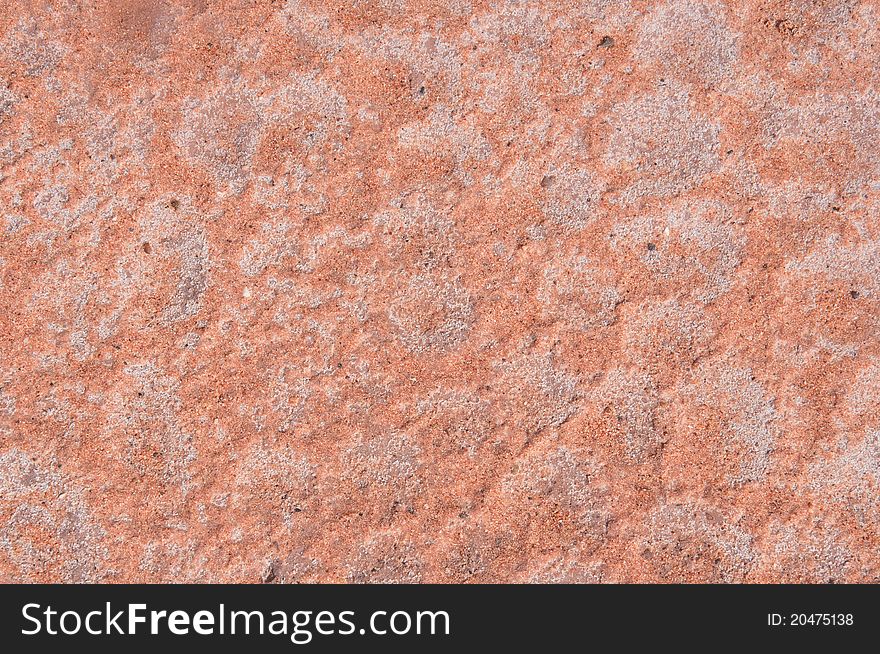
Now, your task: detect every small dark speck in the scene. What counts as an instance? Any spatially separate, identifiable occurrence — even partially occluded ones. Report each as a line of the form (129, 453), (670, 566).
(418, 86), (426, 95)
(142, 242), (152, 254)
(598, 36), (614, 48)
(647, 242), (656, 251)
(170, 198), (180, 210)
(851, 290), (859, 299)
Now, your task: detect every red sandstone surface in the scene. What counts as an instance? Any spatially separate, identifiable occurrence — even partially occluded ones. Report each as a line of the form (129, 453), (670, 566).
(0, 1), (878, 583)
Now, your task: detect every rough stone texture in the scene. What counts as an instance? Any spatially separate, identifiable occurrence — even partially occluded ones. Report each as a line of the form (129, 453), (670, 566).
(1, 0), (878, 584)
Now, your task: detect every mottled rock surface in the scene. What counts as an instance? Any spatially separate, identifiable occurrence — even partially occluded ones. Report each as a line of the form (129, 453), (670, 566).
(1, 1), (878, 583)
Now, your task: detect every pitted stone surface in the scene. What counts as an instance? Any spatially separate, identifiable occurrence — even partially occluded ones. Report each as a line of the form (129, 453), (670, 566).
(0, 1), (878, 583)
